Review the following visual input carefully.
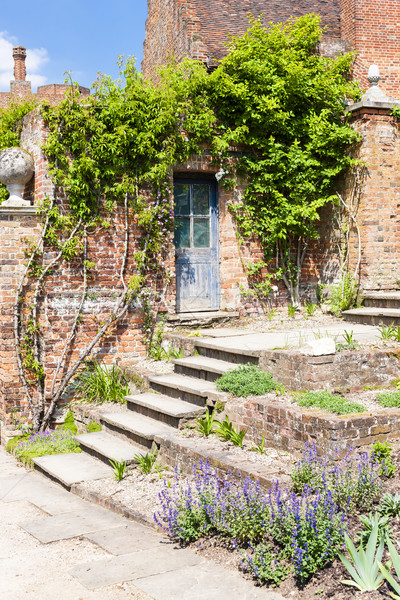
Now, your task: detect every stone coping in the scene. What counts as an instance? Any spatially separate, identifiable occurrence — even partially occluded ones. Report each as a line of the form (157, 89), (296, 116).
(346, 99), (398, 113)
(0, 205), (37, 217)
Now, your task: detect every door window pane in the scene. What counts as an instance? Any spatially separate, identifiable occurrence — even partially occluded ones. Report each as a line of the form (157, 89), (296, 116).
(174, 184), (190, 215)
(193, 218), (210, 248)
(193, 184), (210, 215)
(174, 217), (190, 248)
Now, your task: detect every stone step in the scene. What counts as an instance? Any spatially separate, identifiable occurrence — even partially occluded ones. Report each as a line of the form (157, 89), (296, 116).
(166, 310), (239, 324)
(33, 452), (112, 490)
(75, 431), (145, 465)
(148, 373), (216, 407)
(363, 291), (400, 309)
(126, 392), (205, 428)
(173, 355), (236, 382)
(193, 339), (260, 366)
(100, 411), (175, 450)
(343, 307), (400, 327)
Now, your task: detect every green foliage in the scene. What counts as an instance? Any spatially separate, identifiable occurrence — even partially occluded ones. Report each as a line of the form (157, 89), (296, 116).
(376, 390), (400, 408)
(86, 421), (102, 433)
(216, 364), (283, 397)
(251, 435), (266, 454)
(0, 99), (38, 203)
(355, 512), (392, 548)
(12, 429), (81, 466)
(379, 493), (400, 518)
(339, 523), (387, 592)
(379, 537), (400, 599)
(61, 409), (78, 434)
(372, 441), (395, 478)
(242, 545), (290, 587)
(212, 15), (361, 302)
(134, 448), (158, 474)
(266, 308), (277, 321)
(328, 273), (359, 316)
(305, 301), (318, 317)
(195, 411), (217, 437)
(392, 105), (400, 119)
(296, 390), (365, 415)
(378, 323), (400, 341)
(109, 458), (127, 481)
(74, 361), (129, 404)
(287, 303), (296, 318)
(336, 330), (360, 352)
(215, 415), (247, 447)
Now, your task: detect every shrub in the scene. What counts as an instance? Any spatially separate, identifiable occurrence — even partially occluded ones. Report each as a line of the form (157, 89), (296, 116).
(376, 390), (400, 408)
(296, 390), (365, 415)
(74, 360), (129, 404)
(86, 420), (102, 433)
(216, 364), (283, 397)
(62, 409), (77, 434)
(13, 429), (81, 466)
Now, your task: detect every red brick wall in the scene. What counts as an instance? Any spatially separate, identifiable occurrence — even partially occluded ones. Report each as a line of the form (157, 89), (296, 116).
(340, 0), (400, 97)
(346, 105), (400, 292)
(142, 0), (343, 78)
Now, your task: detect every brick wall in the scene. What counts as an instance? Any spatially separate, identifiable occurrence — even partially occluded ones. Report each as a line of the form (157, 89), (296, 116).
(340, 0), (400, 98)
(143, 0), (343, 78)
(346, 104), (400, 291)
(225, 396), (400, 456)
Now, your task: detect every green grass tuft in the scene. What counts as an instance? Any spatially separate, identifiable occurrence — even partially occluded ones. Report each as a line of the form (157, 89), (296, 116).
(296, 390), (366, 415)
(215, 364), (283, 397)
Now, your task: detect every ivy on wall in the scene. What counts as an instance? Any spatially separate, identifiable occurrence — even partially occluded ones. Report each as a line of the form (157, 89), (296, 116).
(9, 14), (361, 430)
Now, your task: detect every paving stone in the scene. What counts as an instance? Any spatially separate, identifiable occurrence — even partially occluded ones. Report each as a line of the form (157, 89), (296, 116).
(69, 545), (203, 589)
(173, 355), (236, 375)
(101, 411), (174, 440)
(148, 373), (217, 396)
(134, 562), (284, 600)
(0, 472), (89, 514)
(75, 431), (143, 464)
(20, 505), (124, 543)
(33, 452), (112, 487)
(85, 523), (165, 555)
(126, 392), (204, 418)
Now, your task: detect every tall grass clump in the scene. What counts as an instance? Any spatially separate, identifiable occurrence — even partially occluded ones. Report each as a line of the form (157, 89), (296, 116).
(74, 360), (129, 404)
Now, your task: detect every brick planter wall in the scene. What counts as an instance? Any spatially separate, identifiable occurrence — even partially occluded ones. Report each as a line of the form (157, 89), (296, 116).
(259, 348), (400, 392)
(225, 397), (400, 456)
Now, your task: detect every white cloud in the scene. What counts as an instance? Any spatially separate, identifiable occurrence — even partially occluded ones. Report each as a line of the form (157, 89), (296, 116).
(0, 31), (49, 92)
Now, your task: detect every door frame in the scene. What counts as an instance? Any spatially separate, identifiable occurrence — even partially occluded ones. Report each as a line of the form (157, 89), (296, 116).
(173, 175), (220, 313)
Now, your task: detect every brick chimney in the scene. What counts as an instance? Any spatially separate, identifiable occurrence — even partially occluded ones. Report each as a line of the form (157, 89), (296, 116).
(10, 46), (31, 96)
(13, 47), (27, 80)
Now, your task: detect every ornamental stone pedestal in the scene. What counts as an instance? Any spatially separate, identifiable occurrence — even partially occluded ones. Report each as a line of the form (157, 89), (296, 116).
(0, 147), (34, 208)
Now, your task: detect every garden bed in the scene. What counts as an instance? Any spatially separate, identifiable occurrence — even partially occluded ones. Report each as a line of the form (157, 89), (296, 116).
(77, 440), (400, 600)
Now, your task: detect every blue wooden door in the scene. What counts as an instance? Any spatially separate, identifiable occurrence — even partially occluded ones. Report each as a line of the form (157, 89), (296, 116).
(174, 178), (220, 312)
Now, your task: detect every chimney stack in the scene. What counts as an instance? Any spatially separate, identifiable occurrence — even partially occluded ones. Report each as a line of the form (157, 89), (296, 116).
(13, 46), (27, 81)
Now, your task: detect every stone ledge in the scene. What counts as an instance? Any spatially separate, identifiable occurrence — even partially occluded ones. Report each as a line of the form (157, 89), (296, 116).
(346, 99), (398, 112)
(0, 205), (37, 217)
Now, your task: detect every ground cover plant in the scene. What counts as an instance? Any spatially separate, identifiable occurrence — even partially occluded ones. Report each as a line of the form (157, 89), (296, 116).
(9, 429), (81, 466)
(295, 390), (365, 415)
(376, 390), (400, 408)
(215, 364), (283, 397)
(154, 443), (388, 591)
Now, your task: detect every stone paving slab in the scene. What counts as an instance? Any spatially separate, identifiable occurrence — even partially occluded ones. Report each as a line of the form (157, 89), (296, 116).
(20, 505), (124, 543)
(134, 562), (284, 600)
(33, 452), (112, 487)
(69, 545), (203, 589)
(86, 523), (164, 555)
(194, 323), (380, 354)
(0, 472), (89, 514)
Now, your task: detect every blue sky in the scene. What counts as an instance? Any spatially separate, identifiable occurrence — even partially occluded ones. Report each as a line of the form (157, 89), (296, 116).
(0, 0), (148, 92)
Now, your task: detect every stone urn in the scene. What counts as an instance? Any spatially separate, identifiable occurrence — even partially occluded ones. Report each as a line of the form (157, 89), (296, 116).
(0, 147), (34, 207)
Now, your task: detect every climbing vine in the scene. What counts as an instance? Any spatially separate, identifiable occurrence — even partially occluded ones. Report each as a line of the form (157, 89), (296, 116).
(12, 14), (362, 430)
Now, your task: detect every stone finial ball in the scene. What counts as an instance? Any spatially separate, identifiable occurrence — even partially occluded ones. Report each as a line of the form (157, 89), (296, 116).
(0, 147), (34, 186)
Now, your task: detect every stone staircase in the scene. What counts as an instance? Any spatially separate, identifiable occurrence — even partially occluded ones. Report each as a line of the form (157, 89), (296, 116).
(343, 291), (400, 326)
(33, 346), (253, 490)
